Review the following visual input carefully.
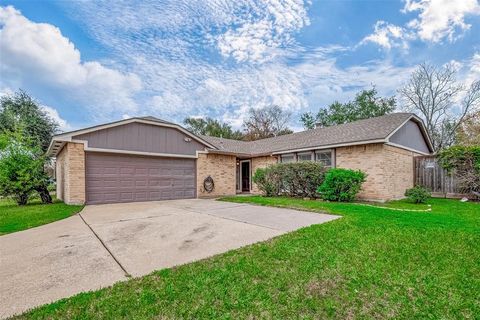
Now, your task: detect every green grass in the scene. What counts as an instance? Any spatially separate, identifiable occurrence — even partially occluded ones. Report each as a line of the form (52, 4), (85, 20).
(17, 197), (479, 319)
(363, 199), (431, 210)
(0, 198), (84, 235)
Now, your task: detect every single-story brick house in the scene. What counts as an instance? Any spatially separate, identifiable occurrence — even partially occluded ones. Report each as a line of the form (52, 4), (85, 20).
(47, 113), (433, 205)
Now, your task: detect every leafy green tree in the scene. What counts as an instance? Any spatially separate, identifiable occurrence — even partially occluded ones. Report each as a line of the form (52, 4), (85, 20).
(0, 90), (58, 152)
(300, 113), (316, 130)
(0, 137), (34, 205)
(301, 88), (396, 129)
(184, 117), (243, 140)
(0, 132), (53, 205)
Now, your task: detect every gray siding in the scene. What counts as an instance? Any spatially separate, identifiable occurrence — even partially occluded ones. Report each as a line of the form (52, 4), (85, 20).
(390, 120), (430, 153)
(74, 122), (206, 155)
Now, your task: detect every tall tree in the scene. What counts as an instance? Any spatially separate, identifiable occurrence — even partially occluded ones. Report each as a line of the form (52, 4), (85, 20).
(243, 105), (293, 141)
(400, 63), (480, 150)
(183, 117), (243, 140)
(0, 90), (58, 152)
(456, 111), (480, 146)
(301, 88), (396, 129)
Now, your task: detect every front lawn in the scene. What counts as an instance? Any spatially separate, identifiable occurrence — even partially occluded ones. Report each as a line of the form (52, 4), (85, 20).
(17, 197), (479, 319)
(0, 198), (84, 235)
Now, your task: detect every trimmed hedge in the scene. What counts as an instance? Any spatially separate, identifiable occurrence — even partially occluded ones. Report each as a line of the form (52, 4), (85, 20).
(253, 162), (326, 198)
(317, 168), (366, 202)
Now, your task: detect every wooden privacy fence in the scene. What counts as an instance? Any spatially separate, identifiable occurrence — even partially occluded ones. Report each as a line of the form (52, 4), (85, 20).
(414, 156), (468, 198)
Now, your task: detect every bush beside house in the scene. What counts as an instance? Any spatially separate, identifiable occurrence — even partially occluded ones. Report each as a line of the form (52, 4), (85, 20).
(405, 186), (431, 203)
(253, 162), (326, 198)
(253, 164), (367, 202)
(317, 168), (366, 202)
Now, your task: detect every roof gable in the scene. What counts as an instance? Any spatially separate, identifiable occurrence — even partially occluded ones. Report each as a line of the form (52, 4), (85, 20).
(47, 117), (215, 156)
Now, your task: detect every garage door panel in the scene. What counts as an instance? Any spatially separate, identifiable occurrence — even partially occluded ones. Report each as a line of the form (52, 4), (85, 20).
(135, 168), (148, 175)
(86, 152), (196, 204)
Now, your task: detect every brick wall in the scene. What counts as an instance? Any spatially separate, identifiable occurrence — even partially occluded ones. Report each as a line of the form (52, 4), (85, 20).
(383, 145), (421, 199)
(55, 142), (85, 204)
(197, 153), (236, 197)
(251, 156), (278, 194)
(336, 143), (420, 201)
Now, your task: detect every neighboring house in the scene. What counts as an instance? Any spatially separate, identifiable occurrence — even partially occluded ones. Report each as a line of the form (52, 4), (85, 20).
(48, 113), (433, 205)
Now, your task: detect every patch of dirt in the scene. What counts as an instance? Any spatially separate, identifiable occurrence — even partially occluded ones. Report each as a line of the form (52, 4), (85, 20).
(305, 275), (344, 298)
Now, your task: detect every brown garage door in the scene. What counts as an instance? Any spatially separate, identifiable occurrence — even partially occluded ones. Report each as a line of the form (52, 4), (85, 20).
(86, 152), (196, 204)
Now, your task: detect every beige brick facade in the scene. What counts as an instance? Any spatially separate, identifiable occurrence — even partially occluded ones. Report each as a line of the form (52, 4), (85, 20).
(196, 153), (236, 197)
(251, 156), (278, 194)
(336, 143), (420, 201)
(55, 142), (85, 204)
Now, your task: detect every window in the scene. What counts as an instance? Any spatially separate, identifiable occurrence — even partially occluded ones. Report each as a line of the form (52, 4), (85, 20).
(315, 150), (332, 167)
(280, 154), (295, 163)
(297, 152), (313, 162)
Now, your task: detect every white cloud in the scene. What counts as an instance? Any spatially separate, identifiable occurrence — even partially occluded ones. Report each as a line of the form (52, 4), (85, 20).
(214, 0), (310, 63)
(41, 105), (71, 132)
(468, 53), (480, 85)
(55, 0), (422, 128)
(363, 0), (480, 50)
(0, 86), (14, 98)
(361, 21), (411, 50)
(404, 0), (480, 42)
(0, 6), (142, 118)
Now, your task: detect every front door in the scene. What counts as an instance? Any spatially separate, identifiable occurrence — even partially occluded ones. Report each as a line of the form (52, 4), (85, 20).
(241, 161), (250, 192)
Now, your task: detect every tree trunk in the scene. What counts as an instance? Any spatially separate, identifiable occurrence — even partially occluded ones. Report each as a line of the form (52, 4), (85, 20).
(35, 185), (52, 204)
(16, 193), (29, 206)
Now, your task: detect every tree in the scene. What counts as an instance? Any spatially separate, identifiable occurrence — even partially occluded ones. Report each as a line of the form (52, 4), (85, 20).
(0, 90), (58, 152)
(456, 111), (480, 146)
(301, 88), (396, 129)
(0, 133), (52, 205)
(183, 117), (243, 140)
(243, 105), (293, 140)
(438, 145), (480, 196)
(400, 63), (480, 150)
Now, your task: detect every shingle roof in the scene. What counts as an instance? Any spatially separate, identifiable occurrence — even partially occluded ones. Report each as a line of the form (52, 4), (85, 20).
(198, 135), (253, 155)
(201, 113), (415, 155)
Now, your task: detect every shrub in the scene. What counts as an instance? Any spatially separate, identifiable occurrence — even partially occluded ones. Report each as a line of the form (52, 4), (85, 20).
(318, 168), (366, 202)
(253, 162), (326, 198)
(438, 145), (480, 195)
(405, 185), (431, 204)
(252, 168), (276, 197)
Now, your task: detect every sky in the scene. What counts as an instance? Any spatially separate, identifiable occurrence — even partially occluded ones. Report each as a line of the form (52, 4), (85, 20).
(0, 0), (479, 132)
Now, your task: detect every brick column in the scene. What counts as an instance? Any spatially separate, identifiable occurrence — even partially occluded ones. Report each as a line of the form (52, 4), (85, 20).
(56, 142), (85, 204)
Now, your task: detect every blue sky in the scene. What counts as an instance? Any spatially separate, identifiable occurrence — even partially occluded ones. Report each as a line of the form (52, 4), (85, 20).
(1, 0), (479, 132)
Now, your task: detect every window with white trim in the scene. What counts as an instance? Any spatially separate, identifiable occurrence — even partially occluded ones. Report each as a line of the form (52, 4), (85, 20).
(297, 152), (313, 162)
(315, 150), (332, 167)
(280, 154), (295, 163)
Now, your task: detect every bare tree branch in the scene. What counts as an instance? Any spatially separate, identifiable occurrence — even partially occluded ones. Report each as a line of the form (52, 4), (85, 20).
(399, 62), (479, 150)
(243, 105), (292, 141)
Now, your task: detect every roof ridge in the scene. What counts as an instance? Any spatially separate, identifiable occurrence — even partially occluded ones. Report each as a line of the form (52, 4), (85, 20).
(243, 112), (414, 145)
(200, 112), (420, 155)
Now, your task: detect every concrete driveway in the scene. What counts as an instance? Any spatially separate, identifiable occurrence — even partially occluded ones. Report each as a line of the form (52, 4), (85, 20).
(0, 199), (339, 318)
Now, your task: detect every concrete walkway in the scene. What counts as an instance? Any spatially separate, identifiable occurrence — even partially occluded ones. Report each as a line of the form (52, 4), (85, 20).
(0, 199), (339, 318)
